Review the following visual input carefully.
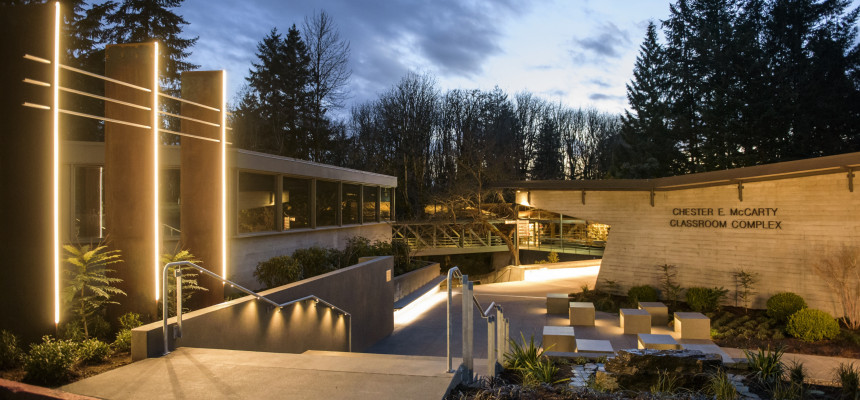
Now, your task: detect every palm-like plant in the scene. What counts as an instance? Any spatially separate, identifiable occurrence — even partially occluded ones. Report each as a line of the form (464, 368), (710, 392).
(160, 249), (208, 317)
(62, 244), (125, 338)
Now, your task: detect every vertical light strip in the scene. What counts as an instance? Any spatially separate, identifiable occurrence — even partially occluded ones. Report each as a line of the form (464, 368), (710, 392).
(52, 1), (61, 325)
(221, 71), (227, 279)
(153, 42), (160, 300)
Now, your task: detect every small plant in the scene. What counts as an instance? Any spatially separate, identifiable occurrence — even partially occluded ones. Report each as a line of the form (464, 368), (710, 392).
(770, 380), (802, 400)
(535, 251), (560, 264)
(504, 333), (545, 371)
(587, 372), (619, 393)
(0, 329), (22, 369)
(685, 286), (728, 313)
(650, 369), (679, 395)
(766, 292), (807, 322)
(23, 336), (79, 386)
(161, 249), (209, 318)
(627, 285), (658, 305)
(62, 243), (125, 338)
(786, 308), (840, 342)
(60, 314), (112, 342)
(707, 369), (739, 400)
(77, 338), (111, 364)
(658, 264), (683, 307)
(813, 245), (860, 330)
(113, 312), (143, 353)
(835, 362), (859, 400)
(601, 280), (620, 295)
(787, 360), (806, 398)
(744, 344), (785, 387)
(254, 255), (301, 288)
(516, 356), (563, 386)
(733, 269), (758, 312)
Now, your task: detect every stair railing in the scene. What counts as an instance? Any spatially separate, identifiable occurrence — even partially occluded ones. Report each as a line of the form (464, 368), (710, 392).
(162, 261), (351, 355)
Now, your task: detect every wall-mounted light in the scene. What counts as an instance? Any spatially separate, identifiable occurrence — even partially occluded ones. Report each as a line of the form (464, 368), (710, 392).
(221, 70), (227, 280)
(52, 1), (61, 325)
(153, 41), (160, 300)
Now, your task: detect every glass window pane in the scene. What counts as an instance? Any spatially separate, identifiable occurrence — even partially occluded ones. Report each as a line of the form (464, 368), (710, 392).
(316, 180), (339, 227)
(73, 166), (104, 239)
(363, 186), (378, 223)
(160, 169), (180, 238)
(238, 172), (275, 233)
(282, 177), (311, 229)
(380, 187), (392, 221)
(342, 184), (360, 225)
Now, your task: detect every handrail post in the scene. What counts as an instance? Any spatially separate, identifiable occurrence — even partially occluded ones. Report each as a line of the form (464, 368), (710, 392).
(462, 278), (473, 378)
(162, 263), (169, 355)
(175, 267), (182, 339)
(446, 267), (461, 373)
(487, 314), (496, 378)
(495, 306), (504, 367)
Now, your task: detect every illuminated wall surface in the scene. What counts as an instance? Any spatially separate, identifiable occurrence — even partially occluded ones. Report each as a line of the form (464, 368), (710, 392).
(522, 153), (860, 316)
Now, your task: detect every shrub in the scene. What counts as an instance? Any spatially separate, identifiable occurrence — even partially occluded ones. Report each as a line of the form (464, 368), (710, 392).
(113, 329), (132, 353)
(293, 246), (339, 277)
(707, 369), (739, 400)
(733, 269), (758, 312)
(60, 314), (112, 342)
(504, 333), (544, 371)
(534, 251), (559, 265)
(254, 255), (301, 289)
(786, 308), (840, 342)
(0, 330), (22, 369)
(813, 245), (860, 330)
(24, 336), (78, 386)
(835, 362), (859, 400)
(766, 292), (807, 322)
(685, 286), (728, 313)
(627, 285), (658, 305)
(658, 264), (683, 307)
(77, 339), (111, 364)
(119, 312), (143, 331)
(744, 345), (785, 387)
(62, 243), (125, 338)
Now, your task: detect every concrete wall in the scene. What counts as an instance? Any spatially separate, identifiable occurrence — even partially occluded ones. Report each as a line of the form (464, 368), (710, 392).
(132, 256), (394, 360)
(230, 223), (391, 289)
(529, 172), (859, 314)
(392, 262), (441, 302)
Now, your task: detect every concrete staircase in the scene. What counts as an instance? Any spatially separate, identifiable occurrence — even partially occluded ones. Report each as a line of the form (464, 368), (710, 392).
(62, 347), (462, 400)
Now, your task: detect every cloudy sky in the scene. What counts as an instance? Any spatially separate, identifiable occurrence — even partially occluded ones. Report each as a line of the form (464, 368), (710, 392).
(180, 0), (675, 116)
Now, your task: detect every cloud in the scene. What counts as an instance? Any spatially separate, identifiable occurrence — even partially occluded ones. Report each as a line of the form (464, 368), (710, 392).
(570, 22), (631, 62)
(587, 78), (612, 88)
(589, 93), (625, 102)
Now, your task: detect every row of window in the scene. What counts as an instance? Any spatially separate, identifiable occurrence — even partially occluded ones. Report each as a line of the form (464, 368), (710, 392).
(237, 172), (391, 234)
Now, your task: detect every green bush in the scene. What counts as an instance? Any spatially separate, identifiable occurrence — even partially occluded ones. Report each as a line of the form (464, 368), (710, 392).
(60, 314), (112, 342)
(113, 329), (132, 353)
(0, 329), (22, 369)
(24, 336), (78, 386)
(685, 287), (728, 313)
(786, 308), (840, 342)
(253, 255), (301, 289)
(766, 292), (807, 322)
(119, 312), (143, 331)
(627, 285), (658, 305)
(77, 339), (111, 364)
(836, 362), (859, 400)
(292, 246), (340, 277)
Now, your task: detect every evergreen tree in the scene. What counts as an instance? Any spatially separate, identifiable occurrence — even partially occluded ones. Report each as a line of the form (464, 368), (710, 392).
(531, 118), (563, 180)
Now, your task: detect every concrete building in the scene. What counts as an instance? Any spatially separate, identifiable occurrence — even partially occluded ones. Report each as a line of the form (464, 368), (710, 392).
(504, 153), (860, 316)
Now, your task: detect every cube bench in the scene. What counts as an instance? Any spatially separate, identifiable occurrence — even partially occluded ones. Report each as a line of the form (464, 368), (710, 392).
(638, 302), (669, 326)
(542, 326), (576, 352)
(575, 339), (614, 355)
(620, 308), (651, 334)
(637, 333), (679, 350)
(674, 312), (711, 340)
(546, 293), (570, 314)
(569, 302), (595, 326)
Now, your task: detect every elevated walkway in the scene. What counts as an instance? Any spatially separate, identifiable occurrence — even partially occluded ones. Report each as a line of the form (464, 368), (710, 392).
(62, 348), (460, 400)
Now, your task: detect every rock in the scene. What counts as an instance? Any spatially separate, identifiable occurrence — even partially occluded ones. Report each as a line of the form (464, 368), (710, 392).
(602, 349), (722, 391)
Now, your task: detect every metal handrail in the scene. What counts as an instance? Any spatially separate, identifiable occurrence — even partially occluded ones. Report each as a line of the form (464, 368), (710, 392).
(161, 261), (352, 355)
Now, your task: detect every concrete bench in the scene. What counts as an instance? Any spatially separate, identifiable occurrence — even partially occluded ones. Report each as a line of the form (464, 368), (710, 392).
(569, 302), (595, 326)
(674, 312), (711, 340)
(542, 326), (576, 352)
(575, 339), (613, 355)
(546, 293), (570, 314)
(620, 308), (651, 334)
(638, 302), (668, 326)
(637, 333), (679, 350)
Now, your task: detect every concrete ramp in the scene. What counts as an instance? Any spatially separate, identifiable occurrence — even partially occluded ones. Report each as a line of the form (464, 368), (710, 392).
(61, 347), (458, 400)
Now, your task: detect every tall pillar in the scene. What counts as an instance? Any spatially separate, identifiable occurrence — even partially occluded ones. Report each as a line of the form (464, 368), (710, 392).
(104, 43), (158, 319)
(180, 70), (225, 305)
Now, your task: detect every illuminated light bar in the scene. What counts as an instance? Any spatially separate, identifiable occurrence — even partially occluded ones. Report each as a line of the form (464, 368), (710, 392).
(24, 53), (51, 64)
(24, 78), (51, 87)
(153, 42), (160, 301)
(60, 64), (152, 93)
(221, 70), (227, 280)
(160, 128), (222, 143)
(53, 1), (60, 325)
(23, 102), (50, 110)
(61, 86), (152, 111)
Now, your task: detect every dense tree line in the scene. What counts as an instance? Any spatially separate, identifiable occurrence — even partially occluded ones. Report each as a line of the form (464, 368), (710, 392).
(618, 0), (860, 178)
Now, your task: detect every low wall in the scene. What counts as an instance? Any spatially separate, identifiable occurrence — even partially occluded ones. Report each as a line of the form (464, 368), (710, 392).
(132, 256), (394, 360)
(391, 262), (441, 303)
(476, 259), (602, 284)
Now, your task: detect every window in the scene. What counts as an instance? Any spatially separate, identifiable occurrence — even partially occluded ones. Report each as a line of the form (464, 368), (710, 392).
(380, 187), (392, 221)
(73, 166), (104, 239)
(342, 184), (360, 225)
(363, 186), (378, 223)
(282, 177), (311, 229)
(237, 172), (276, 233)
(316, 180), (339, 227)
(160, 169), (180, 237)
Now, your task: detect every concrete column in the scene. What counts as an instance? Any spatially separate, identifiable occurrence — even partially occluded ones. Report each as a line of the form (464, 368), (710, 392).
(180, 70), (225, 305)
(487, 315), (496, 378)
(461, 278), (473, 376)
(104, 43), (158, 319)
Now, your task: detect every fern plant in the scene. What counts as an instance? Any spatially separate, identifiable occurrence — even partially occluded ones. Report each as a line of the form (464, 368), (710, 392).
(62, 244), (125, 338)
(160, 249), (208, 318)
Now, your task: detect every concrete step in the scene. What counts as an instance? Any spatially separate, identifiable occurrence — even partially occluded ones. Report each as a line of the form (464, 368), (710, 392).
(62, 347), (458, 400)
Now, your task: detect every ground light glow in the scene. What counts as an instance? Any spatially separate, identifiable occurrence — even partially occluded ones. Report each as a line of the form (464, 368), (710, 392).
(523, 265), (601, 282)
(393, 289), (447, 326)
(221, 70), (227, 279)
(153, 42), (160, 300)
(52, 1), (61, 325)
